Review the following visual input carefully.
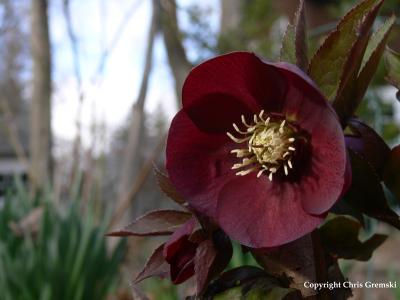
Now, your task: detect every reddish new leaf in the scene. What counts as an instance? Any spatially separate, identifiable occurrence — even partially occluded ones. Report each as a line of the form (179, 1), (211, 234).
(309, 0), (383, 104)
(134, 244), (169, 283)
(195, 239), (217, 295)
(280, 0), (308, 71)
(384, 145), (400, 202)
(194, 231), (232, 295)
(154, 166), (186, 205)
(107, 210), (192, 237)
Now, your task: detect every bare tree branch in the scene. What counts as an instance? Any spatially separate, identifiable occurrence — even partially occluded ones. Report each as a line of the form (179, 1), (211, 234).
(0, 96), (29, 169)
(94, 0), (144, 80)
(116, 0), (159, 215)
(159, 0), (192, 102)
(110, 134), (166, 229)
(30, 0), (52, 191)
(63, 0), (86, 185)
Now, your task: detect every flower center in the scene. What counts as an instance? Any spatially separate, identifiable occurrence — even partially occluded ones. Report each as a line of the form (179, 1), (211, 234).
(227, 110), (297, 181)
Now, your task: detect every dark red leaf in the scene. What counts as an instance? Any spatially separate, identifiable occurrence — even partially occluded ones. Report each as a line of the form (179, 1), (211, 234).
(252, 234), (317, 298)
(154, 166), (186, 205)
(195, 239), (217, 295)
(319, 216), (387, 261)
(383, 145), (400, 202)
(345, 150), (400, 229)
(203, 266), (270, 296)
(134, 244), (169, 283)
(194, 231), (233, 295)
(107, 210), (192, 237)
(345, 118), (390, 178)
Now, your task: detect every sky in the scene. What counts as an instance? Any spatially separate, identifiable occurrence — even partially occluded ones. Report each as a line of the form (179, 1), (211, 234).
(49, 0), (220, 150)
(48, 0), (400, 151)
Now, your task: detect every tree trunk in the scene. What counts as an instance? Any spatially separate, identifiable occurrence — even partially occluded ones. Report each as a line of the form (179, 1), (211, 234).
(220, 0), (242, 34)
(30, 0), (52, 191)
(159, 0), (192, 102)
(116, 0), (158, 210)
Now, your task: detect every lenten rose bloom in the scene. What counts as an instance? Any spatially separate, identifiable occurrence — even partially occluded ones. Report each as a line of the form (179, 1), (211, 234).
(163, 218), (198, 284)
(166, 52), (351, 248)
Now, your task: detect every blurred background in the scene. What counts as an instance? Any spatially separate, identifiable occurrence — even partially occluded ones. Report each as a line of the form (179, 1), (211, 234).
(0, 0), (399, 299)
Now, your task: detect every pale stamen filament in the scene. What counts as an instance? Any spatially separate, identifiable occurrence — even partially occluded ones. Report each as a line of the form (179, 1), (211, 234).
(237, 167), (258, 176)
(227, 132), (251, 143)
(231, 157), (257, 170)
(233, 123), (248, 135)
(241, 115), (251, 127)
(227, 111), (298, 180)
(231, 149), (250, 158)
(268, 172), (273, 181)
(258, 110), (265, 121)
(257, 168), (268, 178)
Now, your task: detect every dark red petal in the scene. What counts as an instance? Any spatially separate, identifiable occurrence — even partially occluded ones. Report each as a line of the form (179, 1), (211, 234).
(272, 62), (347, 214)
(216, 176), (324, 248)
(273, 62), (339, 132)
(163, 218), (197, 284)
(182, 52), (288, 133)
(171, 257), (195, 284)
(163, 217), (196, 261)
(166, 110), (237, 218)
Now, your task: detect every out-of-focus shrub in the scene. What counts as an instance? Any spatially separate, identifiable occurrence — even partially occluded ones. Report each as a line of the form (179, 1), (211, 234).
(0, 179), (126, 300)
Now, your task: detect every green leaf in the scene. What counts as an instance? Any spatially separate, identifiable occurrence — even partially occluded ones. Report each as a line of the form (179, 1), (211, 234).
(280, 0), (308, 71)
(385, 47), (400, 89)
(383, 145), (400, 202)
(205, 267), (299, 300)
(345, 150), (400, 229)
(245, 286), (297, 300)
(309, 0), (383, 103)
(360, 15), (396, 72)
(319, 215), (387, 261)
(337, 15), (396, 122)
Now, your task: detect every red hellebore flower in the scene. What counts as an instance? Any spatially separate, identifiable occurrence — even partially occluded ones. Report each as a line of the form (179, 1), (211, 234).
(163, 218), (198, 284)
(166, 52), (350, 248)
